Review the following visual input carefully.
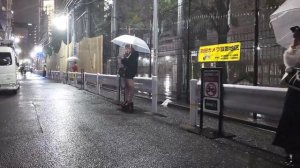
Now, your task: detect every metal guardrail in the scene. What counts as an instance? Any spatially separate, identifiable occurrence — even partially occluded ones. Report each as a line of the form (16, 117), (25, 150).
(98, 74), (119, 88)
(223, 84), (286, 117)
(134, 77), (152, 93)
(189, 80), (287, 127)
(36, 70), (43, 76)
(41, 71), (286, 128)
(46, 71), (153, 104)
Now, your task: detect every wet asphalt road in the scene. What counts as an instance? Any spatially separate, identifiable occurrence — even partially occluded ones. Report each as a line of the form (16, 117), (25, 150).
(0, 73), (286, 167)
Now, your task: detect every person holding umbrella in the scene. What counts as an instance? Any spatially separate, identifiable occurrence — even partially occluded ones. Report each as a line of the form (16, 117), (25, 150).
(273, 26), (300, 167)
(111, 35), (149, 111)
(120, 44), (139, 111)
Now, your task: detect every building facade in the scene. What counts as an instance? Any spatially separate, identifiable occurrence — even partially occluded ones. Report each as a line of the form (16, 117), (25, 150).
(0, 0), (13, 39)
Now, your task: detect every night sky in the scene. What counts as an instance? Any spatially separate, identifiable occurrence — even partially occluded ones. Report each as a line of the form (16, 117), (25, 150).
(13, 0), (39, 25)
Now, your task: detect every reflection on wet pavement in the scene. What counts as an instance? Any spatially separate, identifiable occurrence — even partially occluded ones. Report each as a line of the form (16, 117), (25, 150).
(159, 75), (174, 99)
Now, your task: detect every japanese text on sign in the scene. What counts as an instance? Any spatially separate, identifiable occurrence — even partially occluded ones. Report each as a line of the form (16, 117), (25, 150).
(198, 42), (241, 62)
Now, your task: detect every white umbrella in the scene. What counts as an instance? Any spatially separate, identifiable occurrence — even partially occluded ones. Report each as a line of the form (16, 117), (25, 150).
(67, 56), (79, 62)
(111, 35), (150, 53)
(270, 0), (300, 48)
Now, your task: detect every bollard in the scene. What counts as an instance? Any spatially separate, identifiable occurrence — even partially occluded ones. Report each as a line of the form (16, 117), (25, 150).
(84, 76), (86, 90)
(152, 76), (158, 113)
(81, 69), (85, 90)
(74, 72), (78, 87)
(97, 73), (100, 95)
(117, 75), (121, 103)
(190, 79), (200, 127)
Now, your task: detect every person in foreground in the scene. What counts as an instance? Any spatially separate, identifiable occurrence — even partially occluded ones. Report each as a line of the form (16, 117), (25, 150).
(120, 44), (139, 112)
(273, 26), (300, 167)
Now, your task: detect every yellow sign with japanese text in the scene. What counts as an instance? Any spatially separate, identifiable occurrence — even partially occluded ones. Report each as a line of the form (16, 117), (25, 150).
(198, 42), (241, 62)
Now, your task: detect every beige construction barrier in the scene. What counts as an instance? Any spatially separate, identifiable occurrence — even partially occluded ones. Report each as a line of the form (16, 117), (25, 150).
(78, 36), (103, 73)
(46, 35), (103, 74)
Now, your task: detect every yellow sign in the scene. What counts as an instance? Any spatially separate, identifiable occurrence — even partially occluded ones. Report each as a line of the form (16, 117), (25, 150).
(198, 42), (241, 62)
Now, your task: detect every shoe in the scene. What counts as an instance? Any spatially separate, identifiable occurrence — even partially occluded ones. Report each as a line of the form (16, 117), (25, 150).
(285, 155), (292, 165)
(121, 102), (133, 112)
(284, 155), (300, 168)
(284, 161), (294, 167)
(120, 101), (127, 107)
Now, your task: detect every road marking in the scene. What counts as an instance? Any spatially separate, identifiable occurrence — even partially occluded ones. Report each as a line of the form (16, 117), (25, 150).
(31, 102), (43, 133)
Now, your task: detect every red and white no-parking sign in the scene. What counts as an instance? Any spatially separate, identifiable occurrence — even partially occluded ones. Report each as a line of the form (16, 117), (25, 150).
(204, 82), (219, 98)
(201, 69), (222, 113)
(199, 68), (233, 139)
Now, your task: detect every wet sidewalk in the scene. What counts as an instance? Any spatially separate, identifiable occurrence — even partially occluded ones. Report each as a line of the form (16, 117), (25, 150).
(131, 96), (285, 159)
(76, 76), (286, 167)
(2, 73), (285, 167)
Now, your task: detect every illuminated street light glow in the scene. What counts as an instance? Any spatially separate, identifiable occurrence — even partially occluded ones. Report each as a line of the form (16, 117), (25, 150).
(14, 37), (20, 44)
(53, 15), (67, 31)
(20, 59), (31, 64)
(165, 56), (171, 61)
(30, 45), (43, 59)
(34, 45), (43, 53)
(16, 48), (22, 54)
(30, 52), (36, 58)
(23, 59), (31, 64)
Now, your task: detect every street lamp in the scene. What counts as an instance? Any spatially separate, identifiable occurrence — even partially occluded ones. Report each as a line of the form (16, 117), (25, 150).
(53, 15), (68, 31)
(53, 13), (69, 59)
(53, 12), (71, 78)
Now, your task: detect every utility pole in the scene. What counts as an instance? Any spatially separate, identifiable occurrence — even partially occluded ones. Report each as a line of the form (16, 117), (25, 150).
(149, 20), (152, 77)
(5, 0), (12, 39)
(86, 3), (91, 37)
(111, 0), (118, 74)
(67, 7), (69, 58)
(71, 9), (76, 57)
(185, 0), (191, 103)
(177, 0), (183, 36)
(152, 0), (158, 113)
(253, 0), (259, 120)
(254, 0), (259, 87)
(176, 0), (183, 99)
(38, 0), (42, 43)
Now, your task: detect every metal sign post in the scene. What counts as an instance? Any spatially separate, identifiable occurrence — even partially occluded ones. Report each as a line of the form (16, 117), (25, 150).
(200, 68), (234, 139)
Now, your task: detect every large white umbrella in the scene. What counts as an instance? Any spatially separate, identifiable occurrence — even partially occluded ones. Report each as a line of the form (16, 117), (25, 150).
(67, 56), (79, 62)
(111, 35), (150, 53)
(270, 0), (300, 48)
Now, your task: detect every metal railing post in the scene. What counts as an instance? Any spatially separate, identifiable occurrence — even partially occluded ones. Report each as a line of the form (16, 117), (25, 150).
(152, 76), (158, 113)
(97, 73), (100, 95)
(117, 75), (120, 103)
(80, 69), (85, 90)
(75, 73), (78, 87)
(82, 69), (85, 90)
(190, 79), (199, 126)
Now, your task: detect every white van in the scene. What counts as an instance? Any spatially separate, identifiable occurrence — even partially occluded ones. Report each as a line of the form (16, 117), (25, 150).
(0, 41), (20, 94)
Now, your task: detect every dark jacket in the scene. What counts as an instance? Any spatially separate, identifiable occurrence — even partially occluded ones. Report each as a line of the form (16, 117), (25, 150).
(273, 47), (300, 152)
(121, 51), (139, 79)
(273, 88), (300, 152)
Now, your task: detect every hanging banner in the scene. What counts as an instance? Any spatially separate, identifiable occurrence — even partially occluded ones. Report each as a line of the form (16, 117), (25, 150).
(198, 42), (241, 62)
